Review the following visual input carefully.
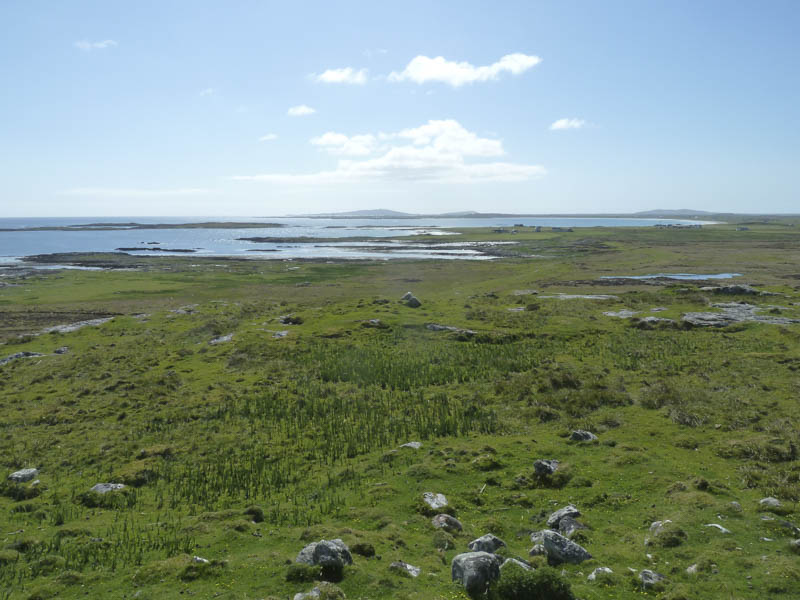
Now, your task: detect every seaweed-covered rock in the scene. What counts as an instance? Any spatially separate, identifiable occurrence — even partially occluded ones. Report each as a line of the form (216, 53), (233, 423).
(451, 552), (503, 595)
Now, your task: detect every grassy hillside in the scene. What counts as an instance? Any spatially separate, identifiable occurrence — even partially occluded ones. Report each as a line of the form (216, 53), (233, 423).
(1, 224), (799, 599)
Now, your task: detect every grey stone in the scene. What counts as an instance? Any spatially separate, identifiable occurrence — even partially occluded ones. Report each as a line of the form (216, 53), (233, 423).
(537, 529), (592, 564)
(209, 333), (233, 345)
(422, 492), (448, 510)
(54, 347), (69, 354)
(603, 309), (639, 318)
(401, 292), (414, 301)
(528, 544), (546, 556)
(468, 533), (506, 553)
(295, 539), (353, 568)
(547, 505), (581, 528)
(501, 558), (533, 571)
(639, 569), (666, 589)
(533, 459), (559, 476)
(406, 296), (422, 308)
(431, 513), (462, 533)
(760, 497), (782, 509)
(399, 441), (422, 450)
(426, 323), (475, 335)
(704, 523), (731, 534)
(451, 552), (503, 595)
(91, 483), (125, 494)
(588, 567), (613, 581)
(570, 430), (598, 442)
(0, 352), (45, 367)
(44, 317), (113, 334)
(649, 519), (672, 534)
(389, 560), (420, 578)
(8, 468), (38, 483)
(559, 516), (587, 538)
(729, 501), (742, 512)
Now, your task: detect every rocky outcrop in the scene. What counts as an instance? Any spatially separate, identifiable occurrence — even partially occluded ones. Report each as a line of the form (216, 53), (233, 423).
(422, 492), (448, 511)
(683, 303), (799, 327)
(91, 483), (125, 494)
(296, 539), (353, 568)
(451, 552), (503, 595)
(639, 569), (666, 589)
(0, 352), (45, 366)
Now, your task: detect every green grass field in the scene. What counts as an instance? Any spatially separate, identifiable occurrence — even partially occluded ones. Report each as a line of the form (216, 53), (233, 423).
(1, 223), (799, 599)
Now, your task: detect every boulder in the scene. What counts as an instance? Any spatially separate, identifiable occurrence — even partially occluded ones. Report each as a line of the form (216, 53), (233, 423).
(533, 459), (559, 476)
(431, 513), (462, 533)
(389, 560), (420, 578)
(502, 557), (533, 571)
(422, 492), (448, 510)
(451, 552), (503, 595)
(209, 333), (233, 345)
(535, 529), (591, 565)
(588, 567), (613, 581)
(760, 497), (782, 510)
(639, 569), (666, 589)
(8, 468), (38, 483)
(570, 430), (598, 442)
(406, 296), (422, 308)
(558, 516), (587, 538)
(546, 505), (581, 528)
(468, 533), (506, 553)
(90, 483), (125, 494)
(296, 539), (353, 568)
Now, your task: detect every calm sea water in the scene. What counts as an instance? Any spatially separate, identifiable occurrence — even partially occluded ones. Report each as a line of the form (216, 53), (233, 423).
(0, 216), (713, 262)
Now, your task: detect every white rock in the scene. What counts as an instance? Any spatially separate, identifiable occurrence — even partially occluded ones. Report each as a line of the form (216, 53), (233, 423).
(588, 567), (613, 581)
(423, 492), (448, 510)
(8, 468), (38, 483)
(704, 523), (731, 534)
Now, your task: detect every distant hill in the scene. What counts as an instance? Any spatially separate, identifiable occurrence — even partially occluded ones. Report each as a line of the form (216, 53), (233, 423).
(633, 209), (714, 217)
(304, 209), (416, 218)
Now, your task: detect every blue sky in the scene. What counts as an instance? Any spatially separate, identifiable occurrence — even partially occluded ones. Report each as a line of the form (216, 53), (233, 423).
(1, 0), (798, 217)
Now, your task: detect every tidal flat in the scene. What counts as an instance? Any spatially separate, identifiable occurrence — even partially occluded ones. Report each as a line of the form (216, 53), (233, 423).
(1, 221), (800, 599)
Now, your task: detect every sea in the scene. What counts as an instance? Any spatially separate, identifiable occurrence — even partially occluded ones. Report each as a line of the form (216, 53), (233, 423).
(0, 216), (714, 262)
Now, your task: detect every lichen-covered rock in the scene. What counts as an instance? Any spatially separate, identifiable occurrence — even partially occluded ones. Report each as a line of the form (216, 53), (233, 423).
(533, 459), (559, 475)
(451, 552), (503, 595)
(389, 560), (420, 578)
(296, 539), (353, 568)
(546, 505), (581, 528)
(431, 513), (462, 533)
(639, 569), (666, 589)
(422, 492), (448, 510)
(90, 483), (125, 494)
(570, 430), (598, 442)
(533, 529), (591, 564)
(468, 533), (506, 553)
(8, 468), (38, 483)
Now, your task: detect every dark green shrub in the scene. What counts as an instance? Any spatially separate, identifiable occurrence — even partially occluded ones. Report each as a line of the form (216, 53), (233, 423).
(490, 565), (574, 600)
(244, 504), (265, 522)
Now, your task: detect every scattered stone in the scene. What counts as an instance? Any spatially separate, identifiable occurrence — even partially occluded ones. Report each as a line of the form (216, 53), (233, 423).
(559, 516), (587, 538)
(547, 505), (581, 529)
(44, 317), (114, 333)
(431, 514), (462, 533)
(539, 294), (619, 300)
(639, 569), (665, 589)
(426, 323), (475, 335)
(502, 558), (533, 571)
(533, 529), (592, 564)
(603, 309), (639, 318)
(507, 307), (525, 312)
(683, 303), (800, 327)
(296, 539), (353, 568)
(649, 520), (672, 534)
(54, 346), (69, 354)
(760, 497), (782, 510)
(405, 296), (422, 308)
(789, 539), (800, 554)
(528, 544), (546, 556)
(686, 563), (699, 575)
(0, 352), (45, 367)
(193, 556), (210, 564)
(401, 292), (414, 301)
(209, 333), (233, 345)
(90, 483), (125, 494)
(534, 459), (559, 476)
(468, 534), (506, 553)
(273, 330), (289, 338)
(389, 560), (420, 578)
(570, 430), (598, 442)
(588, 567), (613, 581)
(399, 441), (422, 450)
(451, 552), (503, 595)
(8, 468), (38, 483)
(422, 492), (448, 510)
(704, 523), (731, 534)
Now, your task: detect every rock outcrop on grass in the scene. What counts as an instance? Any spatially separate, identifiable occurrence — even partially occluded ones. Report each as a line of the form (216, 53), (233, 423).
(451, 551), (503, 595)
(431, 513), (462, 533)
(531, 530), (592, 564)
(547, 505), (580, 528)
(534, 459), (559, 475)
(389, 560), (420, 578)
(90, 483), (125, 494)
(8, 469), (38, 483)
(296, 539), (353, 569)
(468, 533), (506, 553)
(570, 430), (598, 442)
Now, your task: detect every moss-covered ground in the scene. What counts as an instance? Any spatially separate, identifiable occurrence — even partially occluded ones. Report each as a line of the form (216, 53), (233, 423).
(1, 222), (799, 599)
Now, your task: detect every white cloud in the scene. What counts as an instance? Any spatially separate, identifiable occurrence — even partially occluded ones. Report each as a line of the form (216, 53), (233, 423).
(549, 118), (586, 130)
(287, 104), (316, 117)
(259, 133), (278, 142)
(314, 67), (368, 84)
(61, 188), (209, 197)
(310, 132), (378, 156)
(199, 88), (216, 96)
(388, 53), (540, 87)
(233, 119), (544, 185)
(74, 39), (118, 51)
